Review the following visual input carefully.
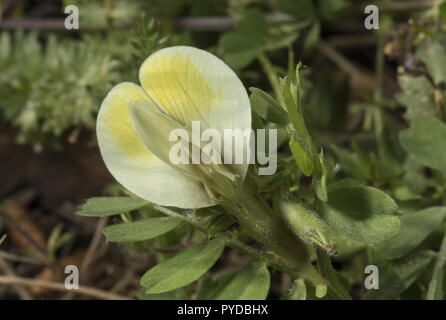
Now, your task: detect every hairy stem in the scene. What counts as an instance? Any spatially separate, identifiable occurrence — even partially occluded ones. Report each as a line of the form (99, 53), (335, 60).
(222, 183), (327, 294)
(316, 249), (352, 300)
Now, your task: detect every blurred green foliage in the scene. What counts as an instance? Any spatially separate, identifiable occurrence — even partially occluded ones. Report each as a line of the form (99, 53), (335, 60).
(0, 31), (120, 148)
(3, 0), (446, 300)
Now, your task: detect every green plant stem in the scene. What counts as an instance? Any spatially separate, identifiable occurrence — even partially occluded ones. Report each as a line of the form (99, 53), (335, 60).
(226, 236), (324, 295)
(152, 205), (206, 233)
(221, 183), (327, 294)
(103, 0), (116, 42)
(316, 249), (352, 300)
(223, 236), (294, 273)
(258, 53), (285, 107)
(370, 26), (387, 139)
(373, 33), (384, 104)
(426, 231), (446, 300)
(154, 181), (328, 297)
(434, 88), (445, 121)
(200, 164), (328, 295)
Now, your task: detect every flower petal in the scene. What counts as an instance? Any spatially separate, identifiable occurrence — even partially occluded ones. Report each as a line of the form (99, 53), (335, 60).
(139, 46), (252, 177)
(129, 100), (198, 179)
(97, 82), (214, 208)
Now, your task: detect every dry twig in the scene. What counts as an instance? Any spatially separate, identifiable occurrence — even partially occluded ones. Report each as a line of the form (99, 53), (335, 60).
(81, 217), (108, 276)
(0, 275), (132, 300)
(0, 234), (6, 247)
(0, 258), (33, 299)
(0, 250), (42, 265)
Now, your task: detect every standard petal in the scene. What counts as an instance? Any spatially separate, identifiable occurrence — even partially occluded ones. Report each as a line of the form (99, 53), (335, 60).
(139, 46), (252, 177)
(97, 82), (214, 208)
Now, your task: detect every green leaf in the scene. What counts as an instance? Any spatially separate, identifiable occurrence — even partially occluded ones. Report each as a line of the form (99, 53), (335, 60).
(287, 279), (307, 300)
(320, 0), (344, 16)
(237, 9), (268, 43)
(402, 156), (428, 195)
(377, 207), (446, 259)
(103, 217), (182, 242)
(289, 134), (314, 176)
(400, 116), (446, 172)
(249, 87), (289, 125)
(276, 0), (315, 20)
(364, 251), (434, 300)
(220, 9), (268, 69)
(306, 67), (349, 130)
(426, 260), (445, 300)
(325, 227), (365, 257)
(131, 15), (170, 68)
(209, 261), (270, 300)
(282, 74), (308, 139)
(427, 234), (446, 300)
(427, 264), (445, 300)
(206, 214), (234, 236)
(137, 287), (188, 300)
(220, 33), (264, 69)
(397, 75), (437, 119)
(76, 197), (148, 217)
(281, 201), (334, 254)
(332, 145), (372, 181)
(195, 275), (217, 300)
(266, 33), (299, 51)
(440, 1), (446, 20)
(328, 178), (363, 192)
(303, 21), (321, 54)
(313, 150), (329, 201)
(319, 186), (400, 244)
(252, 108), (265, 131)
(140, 239), (225, 294)
(281, 62), (316, 179)
(196, 271), (234, 299)
(416, 34), (446, 85)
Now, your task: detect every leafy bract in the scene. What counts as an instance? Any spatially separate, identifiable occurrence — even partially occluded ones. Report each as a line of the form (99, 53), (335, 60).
(332, 145), (372, 182)
(103, 217), (182, 242)
(400, 116), (446, 172)
(249, 87), (288, 126)
(140, 239), (225, 294)
(364, 251), (434, 300)
(281, 201), (334, 254)
(287, 279), (307, 300)
(137, 288), (188, 300)
(77, 197), (148, 217)
(377, 207), (446, 259)
(289, 134), (314, 176)
(319, 186), (400, 244)
(209, 261), (270, 300)
(397, 75), (437, 119)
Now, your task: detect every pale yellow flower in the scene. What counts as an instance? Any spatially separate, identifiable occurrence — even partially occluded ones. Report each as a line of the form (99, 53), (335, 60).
(97, 46), (251, 208)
